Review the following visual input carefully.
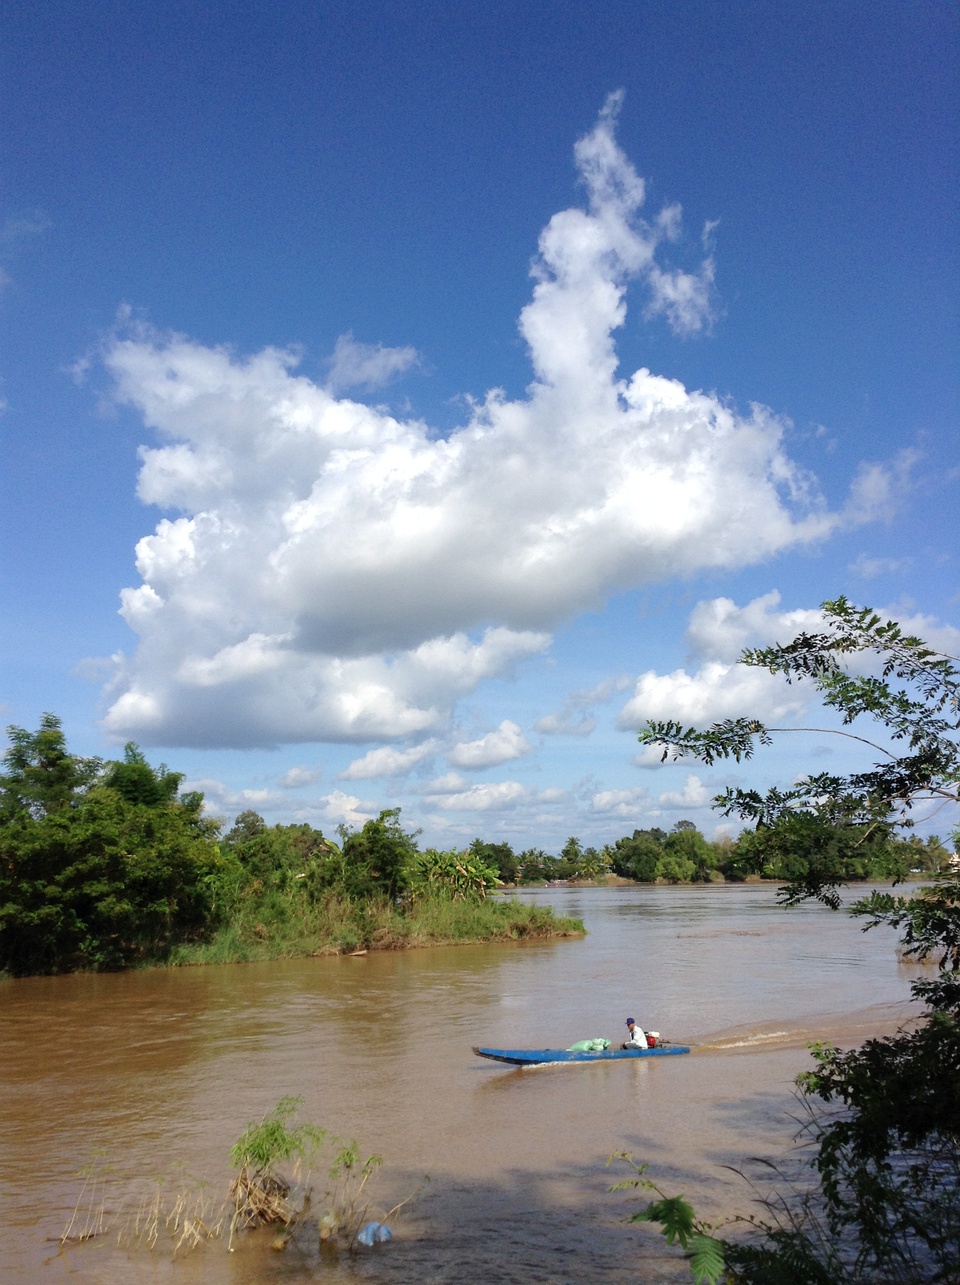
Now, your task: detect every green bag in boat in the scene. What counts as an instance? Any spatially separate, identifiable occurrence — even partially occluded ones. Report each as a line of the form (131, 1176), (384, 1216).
(566, 1038), (611, 1052)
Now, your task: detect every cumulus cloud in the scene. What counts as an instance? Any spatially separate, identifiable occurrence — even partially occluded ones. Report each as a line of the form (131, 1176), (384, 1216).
(340, 740), (438, 780)
(325, 331), (420, 393)
(657, 773), (713, 810)
(589, 786), (648, 816)
(618, 591), (960, 739)
(535, 711), (596, 736)
(278, 764), (323, 788)
(841, 450), (919, 526)
(447, 720), (531, 769)
(320, 789), (375, 827)
(432, 781), (530, 811)
(183, 777), (285, 817)
(97, 97), (857, 749)
(423, 772), (469, 795)
(619, 591), (821, 730)
(884, 609), (960, 660)
(632, 744), (669, 769)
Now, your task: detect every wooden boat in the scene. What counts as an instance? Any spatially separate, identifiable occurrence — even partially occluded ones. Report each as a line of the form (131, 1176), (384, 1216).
(472, 1043), (690, 1066)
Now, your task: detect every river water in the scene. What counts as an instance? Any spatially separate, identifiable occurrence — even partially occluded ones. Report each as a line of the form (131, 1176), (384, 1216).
(1, 884), (919, 1282)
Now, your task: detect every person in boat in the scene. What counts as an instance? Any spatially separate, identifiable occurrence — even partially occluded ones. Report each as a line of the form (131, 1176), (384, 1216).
(622, 1018), (649, 1050)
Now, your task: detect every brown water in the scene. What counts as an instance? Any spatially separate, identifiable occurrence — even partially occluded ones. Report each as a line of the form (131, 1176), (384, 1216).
(0, 884), (918, 1282)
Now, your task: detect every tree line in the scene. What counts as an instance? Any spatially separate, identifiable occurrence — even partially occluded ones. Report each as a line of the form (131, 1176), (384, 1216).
(471, 820), (950, 886)
(0, 717), (556, 977)
(2, 705), (952, 978)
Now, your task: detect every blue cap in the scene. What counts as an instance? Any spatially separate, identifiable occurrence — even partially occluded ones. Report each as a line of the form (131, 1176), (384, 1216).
(626, 1018), (635, 1025)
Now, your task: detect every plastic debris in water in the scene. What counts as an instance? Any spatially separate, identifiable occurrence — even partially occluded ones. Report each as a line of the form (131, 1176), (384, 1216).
(356, 1221), (392, 1246)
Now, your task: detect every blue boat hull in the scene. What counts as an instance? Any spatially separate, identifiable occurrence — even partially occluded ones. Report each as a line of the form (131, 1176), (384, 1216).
(472, 1044), (690, 1066)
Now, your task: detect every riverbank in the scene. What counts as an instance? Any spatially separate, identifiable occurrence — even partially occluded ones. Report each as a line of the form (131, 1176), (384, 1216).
(507, 870), (939, 890)
(165, 893), (585, 967)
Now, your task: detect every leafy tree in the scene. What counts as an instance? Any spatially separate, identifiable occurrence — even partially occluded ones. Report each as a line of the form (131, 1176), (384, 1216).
(640, 597), (958, 905)
(339, 808), (419, 901)
(102, 743), (182, 807)
(409, 847), (502, 900)
(576, 845), (609, 880)
(663, 827), (715, 882)
(0, 720), (222, 974)
(0, 713), (101, 819)
(556, 835), (584, 878)
(223, 809), (268, 845)
(517, 847), (553, 883)
(469, 838), (519, 884)
(610, 829), (664, 881)
(637, 599), (960, 1279)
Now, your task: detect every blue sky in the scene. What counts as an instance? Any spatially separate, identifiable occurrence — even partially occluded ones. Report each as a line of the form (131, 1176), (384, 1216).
(2, 1), (957, 850)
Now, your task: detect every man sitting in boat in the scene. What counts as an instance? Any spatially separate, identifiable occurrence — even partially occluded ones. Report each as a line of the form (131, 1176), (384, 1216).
(622, 1018), (649, 1049)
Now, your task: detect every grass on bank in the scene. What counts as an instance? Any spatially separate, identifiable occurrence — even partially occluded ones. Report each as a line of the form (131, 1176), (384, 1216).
(166, 892), (584, 967)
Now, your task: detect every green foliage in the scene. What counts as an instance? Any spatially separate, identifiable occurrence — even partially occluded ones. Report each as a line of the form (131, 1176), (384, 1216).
(635, 600), (960, 1280)
(469, 838), (519, 883)
(0, 712), (101, 819)
(228, 1097), (387, 1252)
(665, 827), (716, 882)
(609, 1153), (725, 1285)
(339, 808), (419, 900)
(0, 718), (222, 974)
(688, 1234), (727, 1285)
(517, 847), (553, 883)
(638, 598), (959, 905)
(409, 847), (502, 900)
(636, 1195), (697, 1248)
(510, 837), (611, 883)
(0, 721), (579, 975)
(610, 829), (665, 881)
(102, 743), (183, 807)
(230, 1096), (326, 1179)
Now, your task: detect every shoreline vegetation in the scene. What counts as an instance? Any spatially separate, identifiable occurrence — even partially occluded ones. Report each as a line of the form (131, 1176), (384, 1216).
(0, 717), (587, 978)
(0, 714), (949, 977)
(166, 893), (584, 968)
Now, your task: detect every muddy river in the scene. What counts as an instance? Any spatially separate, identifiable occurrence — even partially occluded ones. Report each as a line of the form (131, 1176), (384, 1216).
(0, 884), (918, 1282)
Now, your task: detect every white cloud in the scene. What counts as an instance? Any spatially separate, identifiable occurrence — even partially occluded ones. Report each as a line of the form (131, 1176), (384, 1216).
(883, 608), (960, 660)
(589, 787), (648, 816)
(433, 781), (530, 811)
(423, 772), (469, 795)
(97, 101), (858, 749)
(849, 553), (912, 579)
(683, 590), (825, 663)
(278, 765), (323, 789)
(632, 744), (669, 769)
(619, 591), (820, 729)
(841, 450), (919, 526)
(340, 740), (438, 780)
(326, 331), (420, 393)
(182, 777), (285, 817)
(536, 711), (596, 736)
(447, 720), (531, 769)
(538, 787), (569, 804)
(618, 591), (960, 743)
(657, 773), (713, 810)
(619, 659), (808, 730)
(320, 789), (374, 827)
(537, 675), (631, 735)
